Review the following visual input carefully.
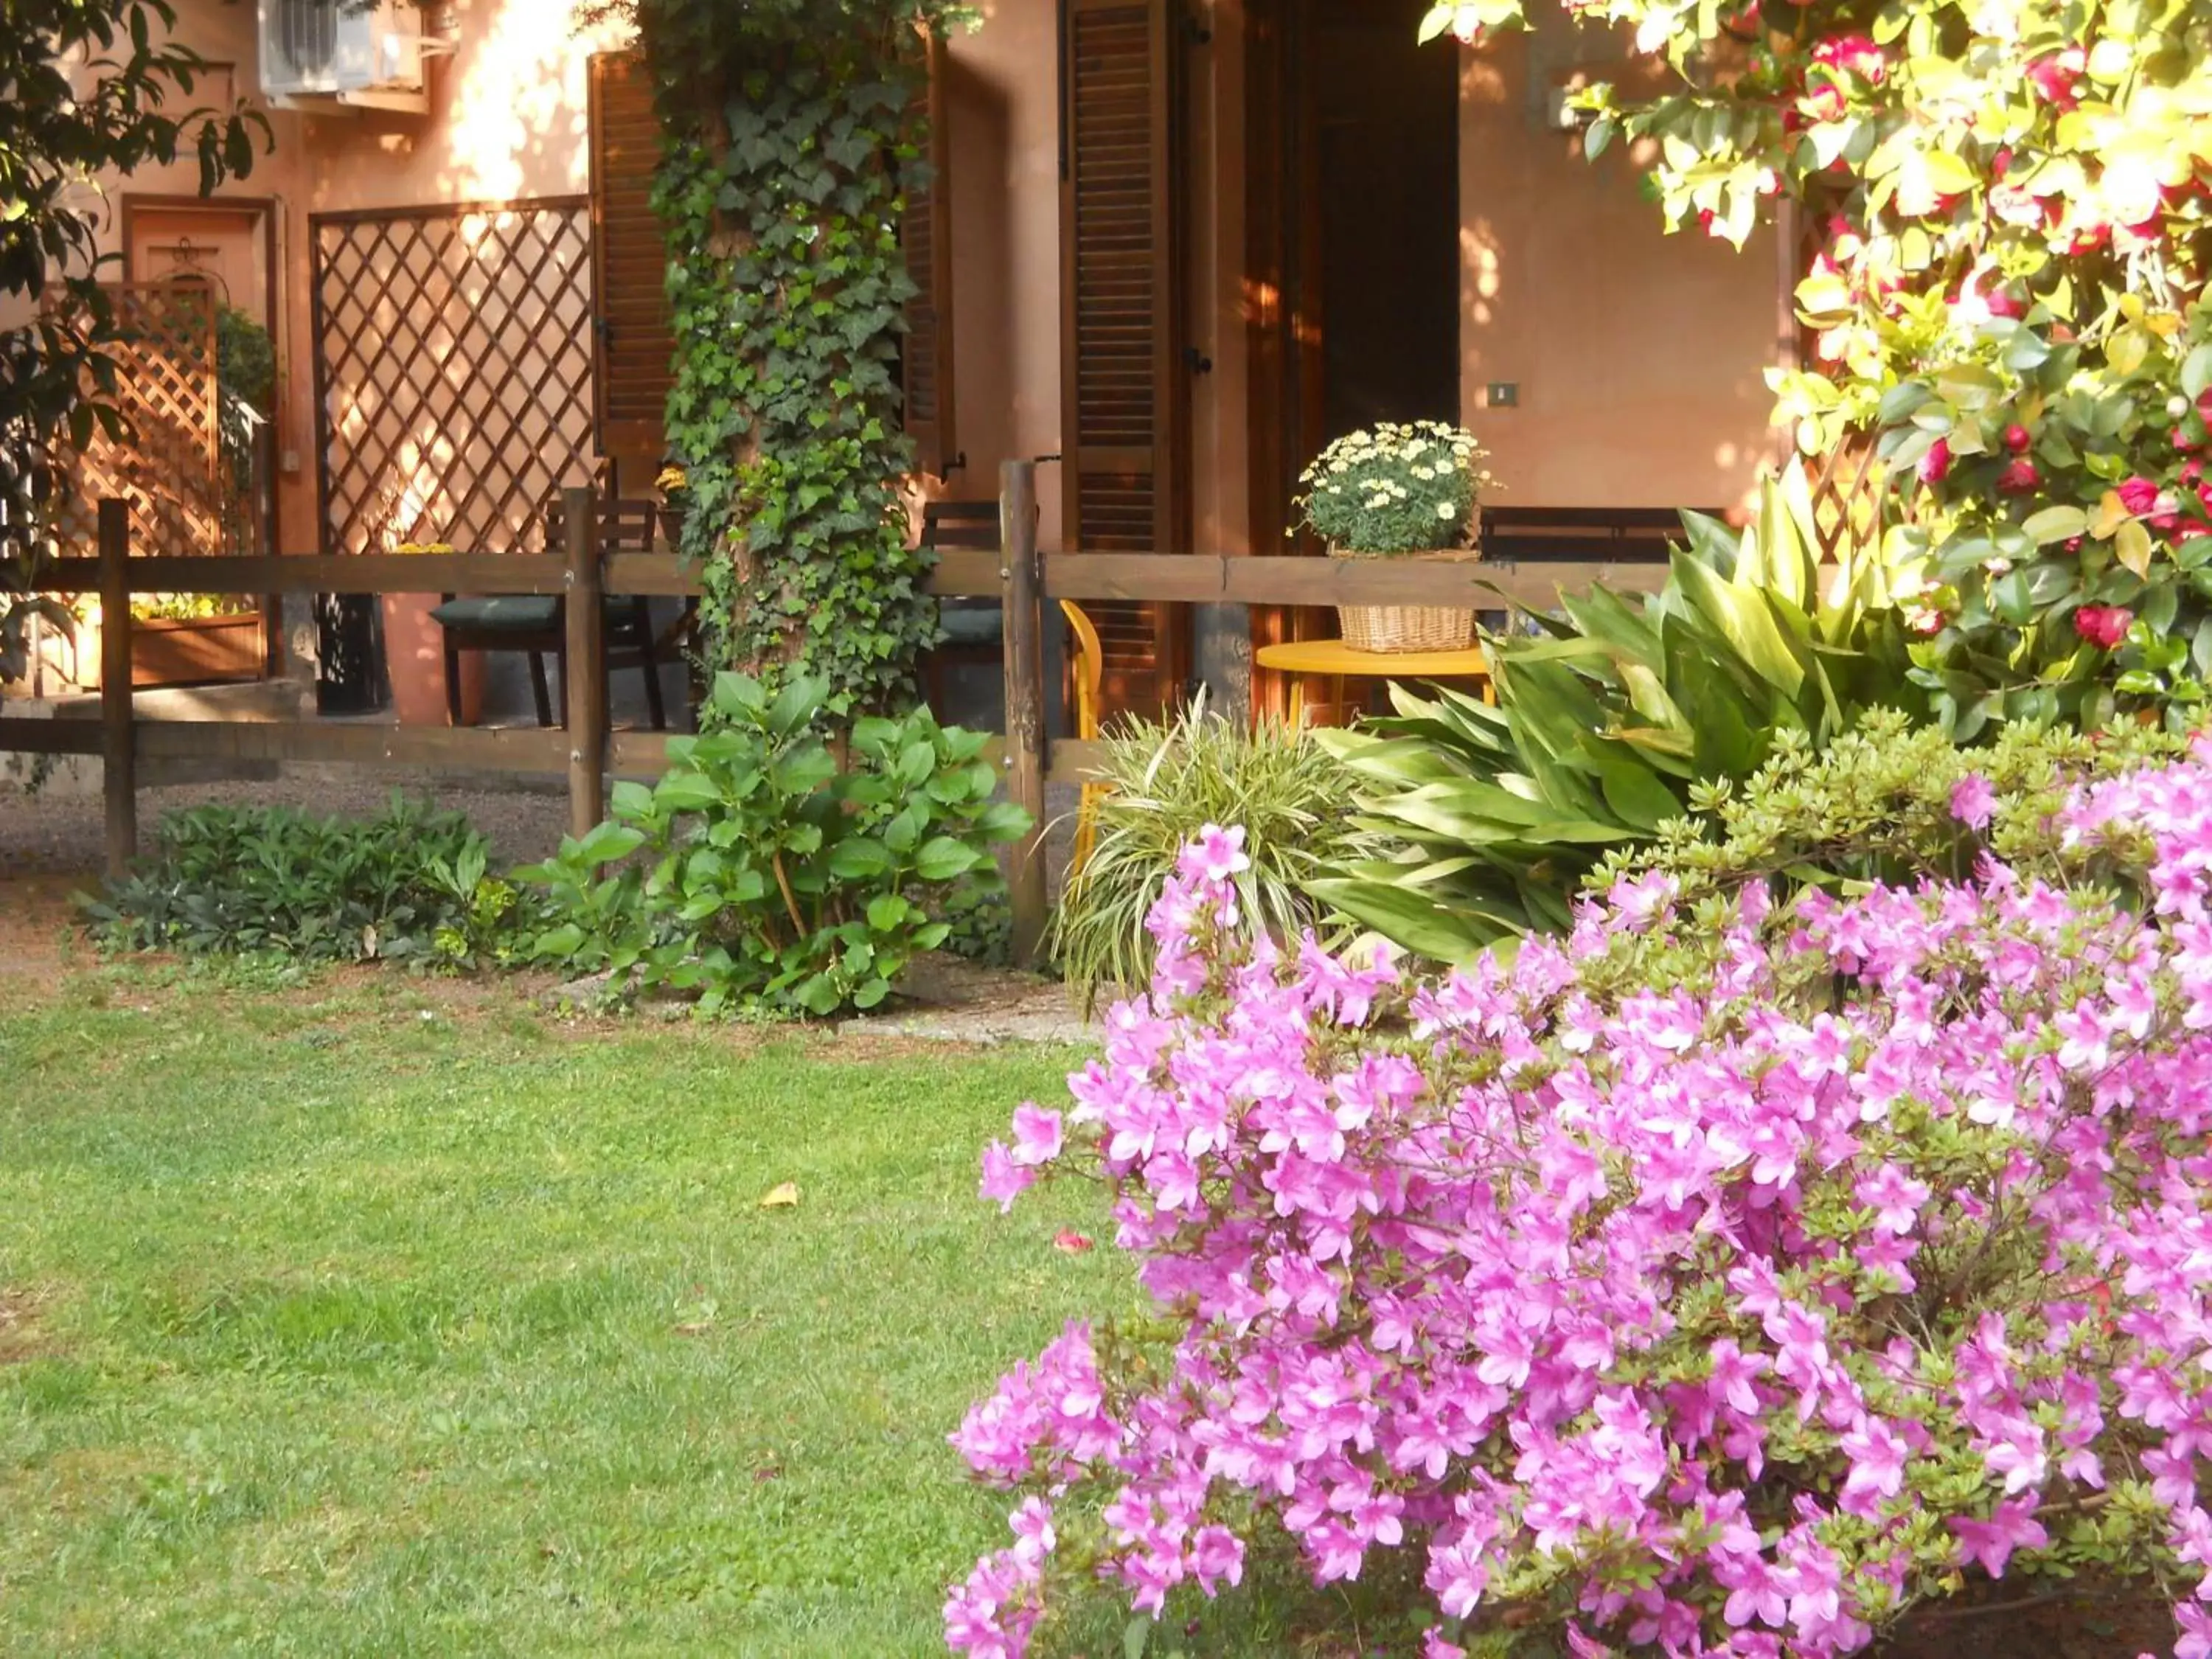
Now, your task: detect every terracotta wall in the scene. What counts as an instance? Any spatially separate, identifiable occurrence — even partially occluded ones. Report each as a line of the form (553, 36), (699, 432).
(1456, 15), (1785, 512)
(941, 4), (1067, 549)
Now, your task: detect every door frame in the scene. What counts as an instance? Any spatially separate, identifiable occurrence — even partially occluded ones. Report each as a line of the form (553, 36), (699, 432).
(119, 192), (285, 674)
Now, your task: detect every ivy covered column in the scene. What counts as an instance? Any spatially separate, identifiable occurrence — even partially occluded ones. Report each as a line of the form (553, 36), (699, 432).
(631, 0), (960, 714)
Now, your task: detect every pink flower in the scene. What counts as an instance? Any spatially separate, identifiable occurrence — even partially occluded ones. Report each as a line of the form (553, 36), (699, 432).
(1950, 773), (1996, 830)
(1857, 1163), (1933, 1234)
(1178, 823), (1251, 884)
(1190, 1524), (1245, 1593)
(2003, 423), (2032, 454)
(1009, 1104), (1064, 1166)
(980, 1141), (1034, 1211)
(1952, 1500), (2049, 1578)
(2073, 605), (2134, 650)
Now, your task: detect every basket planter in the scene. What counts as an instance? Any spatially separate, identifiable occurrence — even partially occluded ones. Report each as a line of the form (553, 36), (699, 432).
(1331, 549), (1478, 654)
(128, 613), (265, 688)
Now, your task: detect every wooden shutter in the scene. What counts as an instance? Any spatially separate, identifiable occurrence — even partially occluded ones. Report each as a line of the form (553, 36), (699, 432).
(588, 52), (674, 466)
(1061, 0), (1189, 716)
(903, 35), (959, 479)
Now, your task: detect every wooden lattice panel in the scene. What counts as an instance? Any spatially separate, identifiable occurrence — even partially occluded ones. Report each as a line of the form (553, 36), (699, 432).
(1805, 438), (1896, 557)
(55, 282), (223, 557)
(312, 200), (597, 556)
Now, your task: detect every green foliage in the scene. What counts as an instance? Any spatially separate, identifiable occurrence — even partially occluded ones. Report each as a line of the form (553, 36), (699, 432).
(627, 0), (961, 712)
(1051, 698), (1388, 1004)
(83, 796), (540, 968)
(1310, 473), (1926, 961)
(1, 0), (269, 682)
(1418, 0), (2212, 730)
(1575, 710), (2192, 997)
(1291, 421), (1493, 554)
(520, 671), (1029, 1016)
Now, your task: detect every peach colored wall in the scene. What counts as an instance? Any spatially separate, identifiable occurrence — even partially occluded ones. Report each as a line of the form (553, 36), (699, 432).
(1457, 16), (1784, 512)
(942, 4), (1066, 549)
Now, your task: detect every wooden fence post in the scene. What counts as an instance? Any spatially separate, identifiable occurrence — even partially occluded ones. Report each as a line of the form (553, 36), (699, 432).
(563, 483), (607, 840)
(98, 498), (136, 880)
(1000, 460), (1048, 969)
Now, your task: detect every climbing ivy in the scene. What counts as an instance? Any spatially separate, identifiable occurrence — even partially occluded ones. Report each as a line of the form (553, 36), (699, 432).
(621, 0), (964, 714)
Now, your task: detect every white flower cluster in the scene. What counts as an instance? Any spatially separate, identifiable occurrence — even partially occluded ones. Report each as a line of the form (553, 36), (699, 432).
(1292, 421), (1497, 556)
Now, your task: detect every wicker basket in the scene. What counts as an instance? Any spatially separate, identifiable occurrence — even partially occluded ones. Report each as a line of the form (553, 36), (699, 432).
(1332, 549), (1478, 654)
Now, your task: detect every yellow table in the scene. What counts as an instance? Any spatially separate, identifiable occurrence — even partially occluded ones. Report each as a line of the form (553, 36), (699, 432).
(1253, 639), (1492, 727)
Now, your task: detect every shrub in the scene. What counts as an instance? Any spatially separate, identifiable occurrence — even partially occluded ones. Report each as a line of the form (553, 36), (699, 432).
(950, 759), (2212, 1658)
(1050, 698), (1386, 1006)
(1582, 710), (2191, 959)
(86, 795), (535, 967)
(520, 671), (1029, 1017)
(1311, 471), (1926, 962)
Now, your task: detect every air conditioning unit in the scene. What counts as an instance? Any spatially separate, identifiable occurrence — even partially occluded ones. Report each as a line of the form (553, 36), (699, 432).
(257, 0), (442, 114)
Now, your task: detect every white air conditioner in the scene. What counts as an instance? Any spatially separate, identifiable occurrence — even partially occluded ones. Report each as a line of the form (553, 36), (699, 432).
(257, 0), (442, 114)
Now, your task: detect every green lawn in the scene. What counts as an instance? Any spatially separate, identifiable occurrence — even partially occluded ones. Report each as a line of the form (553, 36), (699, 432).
(0, 963), (1120, 1656)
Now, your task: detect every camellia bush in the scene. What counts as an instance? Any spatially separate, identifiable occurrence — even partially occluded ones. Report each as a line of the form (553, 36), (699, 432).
(1420, 0), (2212, 734)
(949, 755), (2212, 1656)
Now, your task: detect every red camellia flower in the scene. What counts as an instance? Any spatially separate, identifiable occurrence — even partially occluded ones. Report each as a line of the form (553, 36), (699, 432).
(2118, 476), (2182, 533)
(1812, 33), (1888, 85)
(2074, 605), (2135, 650)
(1917, 438), (1952, 487)
(2004, 423), (2033, 453)
(1997, 458), (2039, 493)
(2199, 389), (2212, 425)
(2027, 47), (2087, 111)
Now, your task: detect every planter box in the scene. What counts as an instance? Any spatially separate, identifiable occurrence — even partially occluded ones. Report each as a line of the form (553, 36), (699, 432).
(129, 614), (266, 688)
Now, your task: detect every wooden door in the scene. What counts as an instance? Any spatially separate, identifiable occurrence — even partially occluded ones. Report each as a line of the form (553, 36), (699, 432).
(1060, 0), (1191, 718)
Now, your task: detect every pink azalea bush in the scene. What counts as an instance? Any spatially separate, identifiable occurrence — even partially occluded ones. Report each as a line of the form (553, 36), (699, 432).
(947, 757), (2212, 1656)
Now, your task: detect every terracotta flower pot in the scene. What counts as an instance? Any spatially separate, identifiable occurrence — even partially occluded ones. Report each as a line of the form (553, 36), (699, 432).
(380, 592), (484, 726)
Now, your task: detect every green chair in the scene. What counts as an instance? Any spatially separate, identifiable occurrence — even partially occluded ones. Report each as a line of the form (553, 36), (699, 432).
(431, 497), (669, 728)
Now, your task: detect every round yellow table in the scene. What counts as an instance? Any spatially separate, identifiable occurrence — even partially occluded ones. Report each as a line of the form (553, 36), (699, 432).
(1253, 639), (1492, 727)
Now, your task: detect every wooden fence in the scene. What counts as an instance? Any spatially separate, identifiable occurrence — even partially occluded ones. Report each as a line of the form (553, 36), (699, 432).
(4, 462), (1666, 964)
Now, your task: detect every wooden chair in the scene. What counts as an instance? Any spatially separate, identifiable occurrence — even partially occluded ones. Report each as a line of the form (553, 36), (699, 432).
(921, 499), (1003, 711)
(1060, 598), (1106, 880)
(430, 497), (669, 729)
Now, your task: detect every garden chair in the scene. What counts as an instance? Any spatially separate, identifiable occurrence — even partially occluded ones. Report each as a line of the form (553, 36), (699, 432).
(431, 496), (669, 729)
(1060, 598), (1105, 880)
(921, 498), (1003, 712)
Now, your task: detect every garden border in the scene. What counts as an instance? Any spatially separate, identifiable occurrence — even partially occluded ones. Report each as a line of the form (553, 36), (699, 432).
(4, 463), (1666, 963)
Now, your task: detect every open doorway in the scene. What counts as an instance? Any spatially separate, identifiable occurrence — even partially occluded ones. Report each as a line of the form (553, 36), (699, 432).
(1246, 0), (1461, 538)
(1244, 0), (1463, 713)
(1308, 0), (1461, 445)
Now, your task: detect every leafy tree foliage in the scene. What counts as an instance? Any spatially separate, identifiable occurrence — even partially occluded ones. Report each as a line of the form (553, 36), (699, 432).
(1425, 0), (2212, 734)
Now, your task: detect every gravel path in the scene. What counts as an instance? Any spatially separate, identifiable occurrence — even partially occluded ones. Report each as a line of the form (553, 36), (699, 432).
(0, 762), (1082, 889)
(0, 765), (575, 880)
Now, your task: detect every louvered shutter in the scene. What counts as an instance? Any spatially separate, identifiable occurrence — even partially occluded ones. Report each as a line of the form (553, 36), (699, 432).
(588, 52), (675, 464)
(1060, 0), (1189, 714)
(903, 35), (959, 479)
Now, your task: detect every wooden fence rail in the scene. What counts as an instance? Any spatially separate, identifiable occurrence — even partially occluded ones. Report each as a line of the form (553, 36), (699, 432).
(7, 464), (1670, 959)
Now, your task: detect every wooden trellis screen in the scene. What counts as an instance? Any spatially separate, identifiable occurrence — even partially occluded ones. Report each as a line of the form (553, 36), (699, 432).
(55, 282), (225, 557)
(1804, 437), (1899, 557)
(310, 198), (598, 557)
